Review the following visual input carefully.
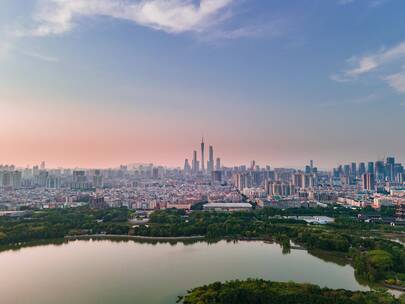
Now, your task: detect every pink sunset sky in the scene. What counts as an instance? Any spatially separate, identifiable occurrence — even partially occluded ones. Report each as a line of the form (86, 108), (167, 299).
(1, 0), (405, 169)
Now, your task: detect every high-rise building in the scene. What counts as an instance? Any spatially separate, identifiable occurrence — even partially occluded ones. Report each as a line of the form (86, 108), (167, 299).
(184, 159), (191, 175)
(208, 145), (214, 174)
(192, 150), (198, 174)
(40, 161), (46, 170)
(367, 162), (374, 174)
(250, 160), (256, 170)
(292, 172), (304, 189)
(152, 167), (159, 179)
(234, 172), (252, 191)
(212, 171), (222, 183)
(362, 173), (375, 191)
(46, 176), (60, 189)
(343, 164), (351, 176)
(266, 181), (293, 196)
(93, 169), (103, 188)
(33, 165), (39, 177)
(215, 158), (221, 171)
(201, 137), (205, 173)
(358, 162), (366, 176)
(11, 171), (22, 189)
(386, 157), (395, 181)
(0, 171), (11, 188)
(375, 161), (385, 180)
(304, 174), (314, 189)
(36, 171), (49, 187)
(351, 162), (357, 177)
(395, 164), (404, 183)
(72, 170), (89, 189)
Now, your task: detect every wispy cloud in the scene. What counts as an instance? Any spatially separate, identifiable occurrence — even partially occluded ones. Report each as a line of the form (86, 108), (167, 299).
(195, 17), (288, 43)
(0, 30), (58, 63)
(385, 69), (405, 94)
(18, 0), (236, 37)
(332, 41), (405, 94)
(17, 49), (59, 62)
(345, 42), (405, 78)
(320, 93), (379, 107)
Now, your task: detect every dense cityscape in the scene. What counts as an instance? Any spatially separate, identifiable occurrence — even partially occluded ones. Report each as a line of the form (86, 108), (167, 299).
(2, 1), (405, 303)
(1, 138), (404, 221)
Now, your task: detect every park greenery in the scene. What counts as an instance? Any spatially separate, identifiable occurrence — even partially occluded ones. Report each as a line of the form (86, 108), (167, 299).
(0, 207), (130, 248)
(179, 279), (403, 304)
(135, 207), (405, 286)
(1, 205), (405, 287)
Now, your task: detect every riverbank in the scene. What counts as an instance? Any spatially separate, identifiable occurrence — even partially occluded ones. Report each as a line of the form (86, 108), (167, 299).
(65, 234), (206, 242)
(0, 238), (66, 253)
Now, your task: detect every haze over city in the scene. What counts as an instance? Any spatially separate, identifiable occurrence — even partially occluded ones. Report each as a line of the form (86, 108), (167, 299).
(1, 0), (405, 168)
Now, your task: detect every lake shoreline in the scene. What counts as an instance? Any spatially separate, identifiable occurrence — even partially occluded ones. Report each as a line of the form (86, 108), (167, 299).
(64, 234), (206, 242)
(3, 235), (403, 296)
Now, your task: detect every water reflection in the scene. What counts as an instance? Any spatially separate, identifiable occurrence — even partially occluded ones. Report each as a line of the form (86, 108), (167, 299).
(0, 239), (370, 304)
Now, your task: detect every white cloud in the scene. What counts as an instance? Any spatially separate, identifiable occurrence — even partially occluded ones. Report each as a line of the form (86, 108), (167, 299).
(22, 0), (235, 37)
(345, 55), (379, 77)
(17, 49), (59, 62)
(385, 70), (405, 93)
(344, 42), (405, 78)
(333, 41), (405, 94)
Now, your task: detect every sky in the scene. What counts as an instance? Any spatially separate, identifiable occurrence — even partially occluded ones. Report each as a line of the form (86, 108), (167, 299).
(0, 0), (405, 169)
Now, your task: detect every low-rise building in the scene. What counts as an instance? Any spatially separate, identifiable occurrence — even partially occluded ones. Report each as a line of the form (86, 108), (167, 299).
(203, 202), (252, 212)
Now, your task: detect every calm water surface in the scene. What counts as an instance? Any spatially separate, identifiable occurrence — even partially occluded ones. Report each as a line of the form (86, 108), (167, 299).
(0, 240), (368, 304)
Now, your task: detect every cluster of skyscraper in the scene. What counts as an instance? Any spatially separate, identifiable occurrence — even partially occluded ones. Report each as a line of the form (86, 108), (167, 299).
(233, 161), (318, 196)
(333, 157), (404, 191)
(0, 161), (107, 190)
(184, 138), (221, 176)
(0, 165), (22, 189)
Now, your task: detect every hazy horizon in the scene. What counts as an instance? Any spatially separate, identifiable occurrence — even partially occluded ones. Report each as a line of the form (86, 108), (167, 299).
(1, 0), (405, 169)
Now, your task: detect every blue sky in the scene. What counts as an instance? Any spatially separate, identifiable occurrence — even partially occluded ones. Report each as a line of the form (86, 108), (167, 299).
(1, 0), (405, 168)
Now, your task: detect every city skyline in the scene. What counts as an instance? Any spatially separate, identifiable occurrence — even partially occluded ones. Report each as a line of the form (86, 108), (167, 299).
(1, 1), (405, 168)
(2, 2), (405, 302)
(1, 139), (403, 171)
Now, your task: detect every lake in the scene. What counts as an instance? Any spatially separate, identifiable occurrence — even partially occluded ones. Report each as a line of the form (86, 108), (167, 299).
(0, 239), (368, 304)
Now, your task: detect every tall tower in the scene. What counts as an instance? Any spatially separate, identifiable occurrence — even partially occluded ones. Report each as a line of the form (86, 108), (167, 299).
(208, 145), (214, 174)
(201, 137), (205, 173)
(192, 150), (198, 174)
